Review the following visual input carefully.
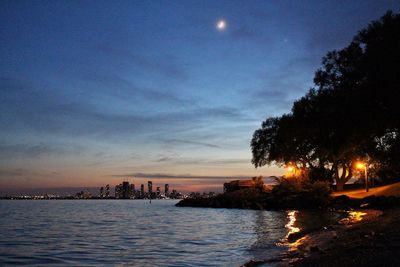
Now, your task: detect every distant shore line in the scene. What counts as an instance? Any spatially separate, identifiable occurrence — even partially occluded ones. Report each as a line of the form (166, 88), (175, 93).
(176, 187), (400, 211)
(0, 197), (182, 200)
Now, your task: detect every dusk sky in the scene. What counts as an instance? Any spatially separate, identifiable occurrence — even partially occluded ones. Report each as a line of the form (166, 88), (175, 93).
(1, 0), (399, 193)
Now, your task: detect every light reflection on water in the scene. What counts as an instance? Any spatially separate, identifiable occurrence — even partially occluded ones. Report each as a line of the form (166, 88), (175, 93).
(0, 200), (347, 266)
(285, 211), (300, 238)
(343, 211), (367, 224)
(284, 211), (304, 252)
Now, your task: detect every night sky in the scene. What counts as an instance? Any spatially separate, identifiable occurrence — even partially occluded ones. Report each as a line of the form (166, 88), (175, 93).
(1, 0), (399, 193)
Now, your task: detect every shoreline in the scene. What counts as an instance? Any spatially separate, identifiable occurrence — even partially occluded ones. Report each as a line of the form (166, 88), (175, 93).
(288, 209), (382, 264)
(243, 208), (398, 267)
(290, 207), (400, 266)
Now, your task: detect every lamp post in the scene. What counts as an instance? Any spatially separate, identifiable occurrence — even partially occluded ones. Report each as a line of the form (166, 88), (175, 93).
(287, 166), (294, 173)
(286, 163), (296, 178)
(286, 162), (297, 178)
(356, 162), (368, 192)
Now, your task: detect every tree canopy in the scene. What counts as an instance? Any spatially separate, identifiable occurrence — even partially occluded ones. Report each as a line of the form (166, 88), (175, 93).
(251, 11), (400, 190)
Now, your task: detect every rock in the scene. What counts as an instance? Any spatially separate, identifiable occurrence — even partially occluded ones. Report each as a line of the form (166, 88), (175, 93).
(288, 232), (304, 243)
(241, 259), (266, 267)
(346, 226), (360, 232)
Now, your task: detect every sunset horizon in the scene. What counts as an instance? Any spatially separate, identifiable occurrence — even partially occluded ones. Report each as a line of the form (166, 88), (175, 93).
(2, 1), (400, 266)
(2, 1), (397, 194)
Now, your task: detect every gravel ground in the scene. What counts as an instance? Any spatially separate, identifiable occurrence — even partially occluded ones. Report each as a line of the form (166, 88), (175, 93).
(292, 208), (400, 267)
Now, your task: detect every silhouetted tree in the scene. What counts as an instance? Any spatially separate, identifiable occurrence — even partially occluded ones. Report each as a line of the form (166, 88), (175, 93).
(251, 11), (400, 190)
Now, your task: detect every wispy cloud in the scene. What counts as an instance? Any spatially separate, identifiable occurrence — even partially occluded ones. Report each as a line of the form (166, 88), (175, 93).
(82, 71), (192, 105)
(112, 172), (251, 180)
(93, 44), (189, 80)
(153, 156), (250, 166)
(0, 168), (60, 179)
(0, 77), (250, 140)
(0, 168), (28, 177)
(228, 25), (270, 43)
(0, 142), (83, 159)
(160, 138), (220, 148)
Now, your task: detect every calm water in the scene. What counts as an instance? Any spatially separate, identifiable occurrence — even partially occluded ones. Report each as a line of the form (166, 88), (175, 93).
(0, 200), (342, 266)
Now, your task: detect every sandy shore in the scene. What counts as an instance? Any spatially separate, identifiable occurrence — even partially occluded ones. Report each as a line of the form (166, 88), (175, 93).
(289, 208), (400, 267)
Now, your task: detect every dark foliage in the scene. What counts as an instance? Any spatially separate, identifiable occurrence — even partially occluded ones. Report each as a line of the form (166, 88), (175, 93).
(176, 187), (400, 211)
(176, 188), (269, 209)
(251, 11), (400, 186)
(176, 180), (332, 210)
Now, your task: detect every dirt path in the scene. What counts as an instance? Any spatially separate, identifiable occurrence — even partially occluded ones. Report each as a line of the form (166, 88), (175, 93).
(332, 182), (400, 199)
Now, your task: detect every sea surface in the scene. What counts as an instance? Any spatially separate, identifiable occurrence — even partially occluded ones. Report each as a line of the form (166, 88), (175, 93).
(0, 200), (343, 266)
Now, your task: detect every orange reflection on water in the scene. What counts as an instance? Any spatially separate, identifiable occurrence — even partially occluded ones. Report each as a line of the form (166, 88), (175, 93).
(339, 211), (367, 224)
(284, 210), (306, 252)
(285, 210), (300, 238)
(349, 211), (367, 222)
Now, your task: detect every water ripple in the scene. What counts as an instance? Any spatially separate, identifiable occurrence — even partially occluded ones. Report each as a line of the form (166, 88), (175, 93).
(0, 200), (342, 266)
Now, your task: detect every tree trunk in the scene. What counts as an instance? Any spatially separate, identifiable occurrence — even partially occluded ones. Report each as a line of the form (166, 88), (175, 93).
(334, 164), (353, 191)
(336, 181), (345, 191)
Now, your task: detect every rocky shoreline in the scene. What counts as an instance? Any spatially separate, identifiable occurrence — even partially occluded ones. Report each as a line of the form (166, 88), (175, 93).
(176, 188), (400, 211)
(242, 208), (400, 267)
(290, 208), (400, 267)
(177, 188), (400, 266)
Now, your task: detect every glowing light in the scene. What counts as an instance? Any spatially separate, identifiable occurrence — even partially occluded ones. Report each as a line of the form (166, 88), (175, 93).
(284, 210), (305, 252)
(216, 19), (226, 31)
(356, 162), (366, 170)
(348, 211), (367, 222)
(286, 163), (297, 177)
(340, 211), (367, 224)
(286, 210), (300, 237)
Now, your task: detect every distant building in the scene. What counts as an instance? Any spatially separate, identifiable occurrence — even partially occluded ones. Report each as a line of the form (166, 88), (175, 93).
(156, 187), (161, 197)
(99, 187), (104, 198)
(122, 181), (130, 199)
(148, 181), (153, 195)
(165, 184), (169, 197)
(130, 184), (135, 198)
(171, 189), (184, 199)
(115, 181), (134, 199)
(224, 180), (257, 192)
(140, 184), (144, 197)
(76, 189), (92, 199)
(115, 184), (122, 198)
(105, 184), (110, 198)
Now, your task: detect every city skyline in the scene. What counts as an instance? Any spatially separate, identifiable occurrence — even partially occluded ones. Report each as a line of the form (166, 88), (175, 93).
(1, 1), (399, 194)
(0, 176), (279, 196)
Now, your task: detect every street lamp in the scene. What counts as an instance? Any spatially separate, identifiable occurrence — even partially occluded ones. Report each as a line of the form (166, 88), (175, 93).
(356, 162), (368, 192)
(286, 163), (296, 177)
